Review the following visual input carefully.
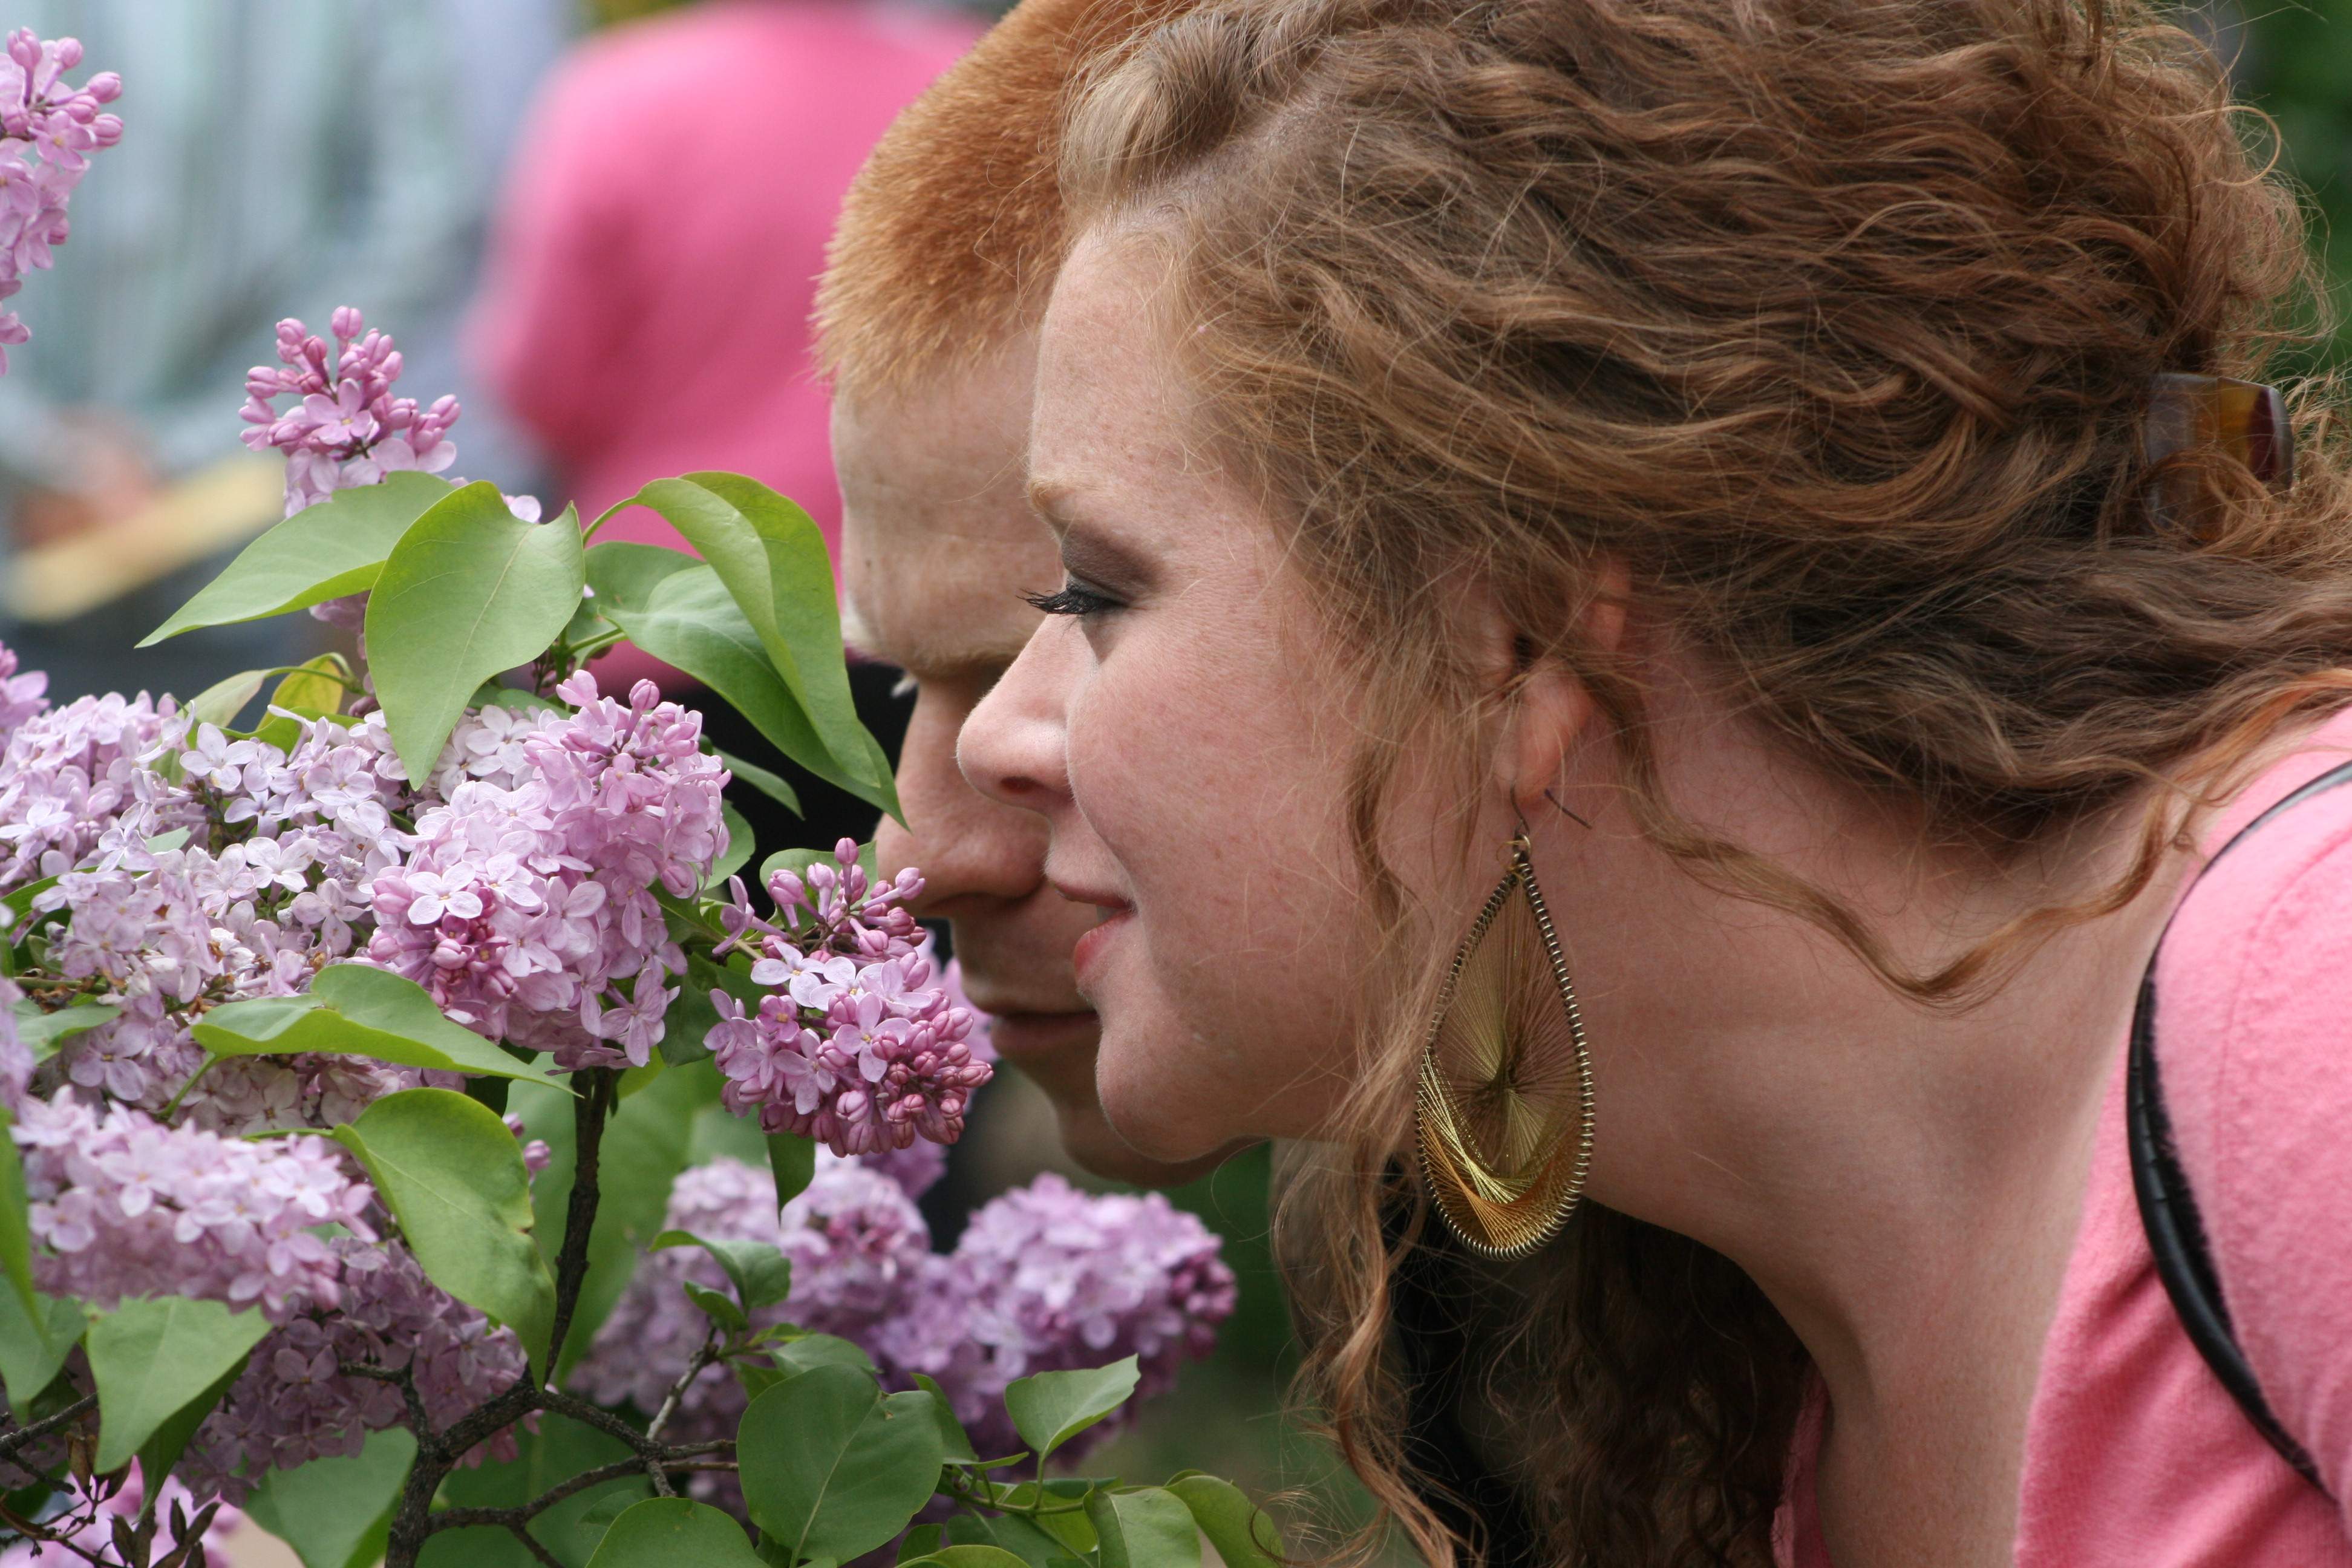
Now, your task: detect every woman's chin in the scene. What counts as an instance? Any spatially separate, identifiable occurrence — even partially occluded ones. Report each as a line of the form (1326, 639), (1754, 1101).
(1097, 1065), (1229, 1166)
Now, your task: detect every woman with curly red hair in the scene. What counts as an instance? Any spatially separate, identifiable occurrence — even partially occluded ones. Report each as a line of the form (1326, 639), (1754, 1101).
(962, 0), (2352, 1561)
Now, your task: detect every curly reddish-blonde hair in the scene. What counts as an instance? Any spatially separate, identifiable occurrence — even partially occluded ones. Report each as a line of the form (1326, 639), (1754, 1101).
(1060, 0), (2352, 1563)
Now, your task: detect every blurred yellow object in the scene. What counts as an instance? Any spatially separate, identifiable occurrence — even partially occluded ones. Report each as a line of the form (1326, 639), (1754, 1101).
(5, 453), (282, 624)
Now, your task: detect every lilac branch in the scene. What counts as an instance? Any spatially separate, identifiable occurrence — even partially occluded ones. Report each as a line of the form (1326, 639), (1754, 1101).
(0, 1392), (96, 1463)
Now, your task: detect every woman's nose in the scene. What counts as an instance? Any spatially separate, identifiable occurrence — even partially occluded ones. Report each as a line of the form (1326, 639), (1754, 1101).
(960, 620), (1081, 819)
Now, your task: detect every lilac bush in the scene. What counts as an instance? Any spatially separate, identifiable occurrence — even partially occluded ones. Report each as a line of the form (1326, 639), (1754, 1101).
(0, 35), (1258, 1568)
(582, 1155), (1236, 1474)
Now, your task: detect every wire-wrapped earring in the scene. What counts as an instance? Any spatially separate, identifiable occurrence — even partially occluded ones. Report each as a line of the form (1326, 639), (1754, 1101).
(1414, 828), (1595, 1258)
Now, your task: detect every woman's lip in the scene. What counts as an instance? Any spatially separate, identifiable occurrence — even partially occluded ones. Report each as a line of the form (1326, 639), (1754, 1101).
(1071, 907), (1134, 986)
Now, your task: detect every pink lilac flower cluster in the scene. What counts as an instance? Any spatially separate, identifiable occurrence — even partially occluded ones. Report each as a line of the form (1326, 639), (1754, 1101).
(20, 709), (419, 1122)
(0, 659), (727, 1508)
(574, 1152), (935, 1507)
(11, 1093), (374, 1318)
(576, 1153), (1236, 1482)
(0, 642), (45, 736)
(573, 1153), (936, 1511)
(240, 309), (459, 516)
(709, 842), (993, 1155)
(0, 687), (195, 887)
(4, 1009), (529, 1507)
(0, 30), (122, 373)
(0, 665), (728, 1120)
(883, 1173), (1237, 1455)
(0, 1462), (240, 1568)
(366, 673), (725, 1070)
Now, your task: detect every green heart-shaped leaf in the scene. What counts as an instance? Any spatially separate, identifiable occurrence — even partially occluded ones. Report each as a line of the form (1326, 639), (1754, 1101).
(652, 1229), (792, 1312)
(87, 1295), (271, 1472)
(243, 1426), (419, 1568)
(584, 1497), (765, 1567)
(142, 472), (456, 644)
(195, 964), (567, 1090)
(1085, 1488), (1200, 1568)
(330, 1089), (556, 1376)
(739, 1364), (948, 1564)
(1004, 1357), (1141, 1469)
(365, 484), (586, 783)
(0, 1286), (81, 1416)
(1166, 1474), (1284, 1568)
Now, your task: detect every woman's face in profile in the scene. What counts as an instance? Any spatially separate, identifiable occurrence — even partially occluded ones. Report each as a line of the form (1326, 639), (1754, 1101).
(962, 229), (1426, 1165)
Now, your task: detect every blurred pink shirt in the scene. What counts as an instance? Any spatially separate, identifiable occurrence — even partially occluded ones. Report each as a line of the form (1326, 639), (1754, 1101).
(1778, 707), (2352, 1565)
(472, 0), (976, 683)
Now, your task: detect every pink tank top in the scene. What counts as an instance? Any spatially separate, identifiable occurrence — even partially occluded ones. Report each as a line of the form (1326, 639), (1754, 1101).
(1777, 709), (2352, 1564)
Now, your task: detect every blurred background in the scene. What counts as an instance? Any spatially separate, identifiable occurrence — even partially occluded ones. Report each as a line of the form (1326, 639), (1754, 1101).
(1, 0), (2348, 1560)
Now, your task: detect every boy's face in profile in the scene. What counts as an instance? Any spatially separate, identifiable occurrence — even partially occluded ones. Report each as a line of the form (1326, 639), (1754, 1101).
(835, 341), (1226, 1186)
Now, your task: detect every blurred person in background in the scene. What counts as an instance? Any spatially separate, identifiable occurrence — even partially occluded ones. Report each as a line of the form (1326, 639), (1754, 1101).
(0, 1), (566, 704)
(471, 0), (978, 854)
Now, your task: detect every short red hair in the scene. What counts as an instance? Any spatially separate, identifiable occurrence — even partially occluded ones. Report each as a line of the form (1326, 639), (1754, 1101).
(815, 0), (1189, 397)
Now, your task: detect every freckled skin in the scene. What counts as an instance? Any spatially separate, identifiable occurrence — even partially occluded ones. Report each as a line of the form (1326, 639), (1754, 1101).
(958, 241), (1390, 1164)
(834, 340), (1232, 1184)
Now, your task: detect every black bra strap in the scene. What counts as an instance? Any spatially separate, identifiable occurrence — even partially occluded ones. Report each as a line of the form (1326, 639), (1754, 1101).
(2125, 756), (2352, 1490)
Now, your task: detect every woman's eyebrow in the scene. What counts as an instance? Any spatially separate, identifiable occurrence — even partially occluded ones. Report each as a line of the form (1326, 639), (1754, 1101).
(1057, 519), (1158, 592)
(1027, 474), (1160, 589)
(1025, 474), (1076, 533)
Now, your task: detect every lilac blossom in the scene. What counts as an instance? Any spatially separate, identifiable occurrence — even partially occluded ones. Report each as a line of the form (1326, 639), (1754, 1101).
(879, 1174), (1238, 1457)
(11, 1093), (373, 1318)
(579, 1157), (1235, 1485)
(708, 841), (992, 1154)
(573, 1153), (934, 1508)
(0, 690), (195, 887)
(0, 975), (27, 1112)
(182, 1239), (528, 1504)
(362, 674), (723, 1070)
(0, 30), (122, 373)
(0, 641), (46, 738)
(575, 1153), (932, 1414)
(240, 309), (459, 515)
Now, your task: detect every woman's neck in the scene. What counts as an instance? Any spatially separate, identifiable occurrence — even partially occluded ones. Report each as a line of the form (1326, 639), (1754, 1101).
(1544, 675), (2200, 1561)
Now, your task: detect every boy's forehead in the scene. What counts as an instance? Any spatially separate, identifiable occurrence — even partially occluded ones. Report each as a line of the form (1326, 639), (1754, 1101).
(840, 486), (1055, 680)
(841, 510), (1056, 678)
(835, 337), (1054, 676)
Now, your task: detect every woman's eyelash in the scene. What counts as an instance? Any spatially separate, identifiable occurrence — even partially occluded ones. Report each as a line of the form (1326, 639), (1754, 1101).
(1024, 582), (1121, 617)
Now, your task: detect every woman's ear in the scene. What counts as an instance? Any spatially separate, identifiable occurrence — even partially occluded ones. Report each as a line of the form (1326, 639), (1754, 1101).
(1489, 561), (1631, 811)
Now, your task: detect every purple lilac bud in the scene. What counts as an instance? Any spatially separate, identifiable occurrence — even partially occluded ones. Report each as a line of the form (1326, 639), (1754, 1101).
(240, 307), (460, 515)
(708, 841), (992, 1155)
(0, 30), (122, 373)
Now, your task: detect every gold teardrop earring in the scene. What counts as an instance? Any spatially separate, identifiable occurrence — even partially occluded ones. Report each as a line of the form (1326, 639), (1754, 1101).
(1415, 816), (1596, 1258)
